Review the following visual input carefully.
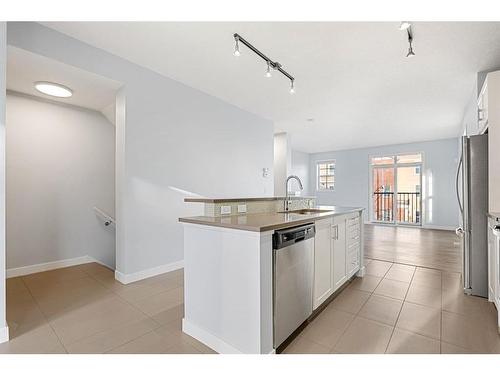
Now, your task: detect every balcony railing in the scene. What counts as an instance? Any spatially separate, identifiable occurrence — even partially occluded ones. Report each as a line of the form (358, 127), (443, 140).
(373, 191), (421, 224)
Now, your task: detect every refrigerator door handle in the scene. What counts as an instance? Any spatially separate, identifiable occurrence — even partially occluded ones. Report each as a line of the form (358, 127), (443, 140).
(456, 153), (463, 216)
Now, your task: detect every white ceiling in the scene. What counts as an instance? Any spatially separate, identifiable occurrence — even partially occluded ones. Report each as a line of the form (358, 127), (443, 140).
(7, 45), (122, 113)
(42, 22), (500, 152)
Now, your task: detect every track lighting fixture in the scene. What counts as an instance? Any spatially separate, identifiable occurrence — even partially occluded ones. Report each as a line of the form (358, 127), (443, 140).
(233, 33), (295, 94)
(400, 22), (415, 58)
(399, 21), (411, 30)
(233, 35), (241, 57)
(265, 60), (272, 78)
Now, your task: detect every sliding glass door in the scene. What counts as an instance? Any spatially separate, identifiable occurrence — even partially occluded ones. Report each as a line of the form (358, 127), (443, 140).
(371, 154), (422, 226)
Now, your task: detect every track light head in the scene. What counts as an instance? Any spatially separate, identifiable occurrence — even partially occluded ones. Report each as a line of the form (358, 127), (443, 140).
(233, 36), (241, 57)
(265, 61), (272, 78)
(399, 21), (411, 30)
(406, 45), (416, 58)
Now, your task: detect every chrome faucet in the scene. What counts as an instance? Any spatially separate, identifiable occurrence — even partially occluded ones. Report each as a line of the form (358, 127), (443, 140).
(285, 175), (304, 211)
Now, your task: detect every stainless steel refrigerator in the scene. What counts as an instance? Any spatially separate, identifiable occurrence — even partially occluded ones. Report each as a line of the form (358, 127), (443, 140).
(456, 133), (489, 297)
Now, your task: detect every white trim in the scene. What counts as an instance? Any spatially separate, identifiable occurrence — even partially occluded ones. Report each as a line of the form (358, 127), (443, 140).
(114, 260), (184, 284)
(0, 326), (9, 344)
(422, 224), (456, 231)
(6, 255), (94, 278)
(182, 318), (243, 354)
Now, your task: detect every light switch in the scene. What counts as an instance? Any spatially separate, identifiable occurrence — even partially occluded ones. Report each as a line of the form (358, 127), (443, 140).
(220, 205), (232, 215)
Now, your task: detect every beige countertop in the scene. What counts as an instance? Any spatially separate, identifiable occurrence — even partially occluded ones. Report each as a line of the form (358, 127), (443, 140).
(184, 196), (316, 203)
(179, 206), (363, 232)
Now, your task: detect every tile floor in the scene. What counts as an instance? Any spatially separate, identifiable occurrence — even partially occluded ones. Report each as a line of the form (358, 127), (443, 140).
(1, 263), (215, 354)
(2, 259), (499, 354)
(283, 259), (500, 354)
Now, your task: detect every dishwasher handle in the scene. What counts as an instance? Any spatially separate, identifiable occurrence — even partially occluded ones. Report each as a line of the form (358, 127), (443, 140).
(273, 223), (315, 250)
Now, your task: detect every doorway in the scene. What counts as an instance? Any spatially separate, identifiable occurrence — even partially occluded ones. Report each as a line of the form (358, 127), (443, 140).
(370, 153), (423, 226)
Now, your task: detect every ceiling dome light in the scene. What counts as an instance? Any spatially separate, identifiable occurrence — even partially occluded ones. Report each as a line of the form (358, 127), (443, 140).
(399, 21), (411, 30)
(34, 81), (73, 98)
(265, 61), (272, 78)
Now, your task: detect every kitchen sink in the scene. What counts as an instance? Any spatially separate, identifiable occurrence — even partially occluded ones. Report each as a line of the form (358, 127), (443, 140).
(279, 208), (333, 215)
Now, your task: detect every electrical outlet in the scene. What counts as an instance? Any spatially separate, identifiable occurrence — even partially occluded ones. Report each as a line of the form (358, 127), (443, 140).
(220, 205), (232, 215)
(237, 204), (247, 213)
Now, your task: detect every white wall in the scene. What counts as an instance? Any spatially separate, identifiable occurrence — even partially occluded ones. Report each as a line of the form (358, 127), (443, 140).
(8, 22), (274, 276)
(0, 22), (7, 343)
(6, 94), (116, 269)
(291, 150), (310, 196)
(309, 138), (460, 229)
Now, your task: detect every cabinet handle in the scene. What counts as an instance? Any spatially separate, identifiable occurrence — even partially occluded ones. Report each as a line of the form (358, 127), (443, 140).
(332, 225), (338, 240)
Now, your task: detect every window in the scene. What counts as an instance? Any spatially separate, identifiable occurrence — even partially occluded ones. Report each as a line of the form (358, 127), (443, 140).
(317, 161), (335, 190)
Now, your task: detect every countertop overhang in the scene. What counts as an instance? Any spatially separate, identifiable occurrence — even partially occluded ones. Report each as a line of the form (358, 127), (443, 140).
(184, 196), (316, 203)
(178, 206), (364, 232)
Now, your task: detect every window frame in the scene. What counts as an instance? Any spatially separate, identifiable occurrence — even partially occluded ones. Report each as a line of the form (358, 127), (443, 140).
(316, 159), (336, 192)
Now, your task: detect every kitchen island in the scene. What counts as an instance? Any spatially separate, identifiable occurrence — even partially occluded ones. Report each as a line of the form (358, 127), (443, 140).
(179, 197), (364, 354)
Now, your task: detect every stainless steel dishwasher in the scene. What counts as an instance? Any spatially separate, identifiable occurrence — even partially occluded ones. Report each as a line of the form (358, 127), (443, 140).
(273, 223), (315, 348)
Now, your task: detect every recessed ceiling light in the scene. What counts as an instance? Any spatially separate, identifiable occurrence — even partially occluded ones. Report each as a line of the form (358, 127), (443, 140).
(306, 118), (315, 123)
(399, 21), (411, 30)
(34, 81), (73, 98)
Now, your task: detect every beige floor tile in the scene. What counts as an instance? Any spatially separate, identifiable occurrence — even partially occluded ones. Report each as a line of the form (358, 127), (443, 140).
(301, 308), (354, 349)
(282, 335), (330, 354)
(50, 294), (147, 345)
(363, 258), (372, 266)
(396, 302), (441, 340)
(441, 342), (479, 354)
(0, 324), (65, 354)
(114, 277), (180, 303)
(78, 262), (113, 276)
(365, 260), (393, 278)
(157, 322), (216, 354)
(384, 264), (415, 283)
(334, 317), (393, 354)
(130, 287), (184, 316)
(373, 278), (409, 300)
(349, 275), (382, 293)
(33, 278), (113, 319)
(108, 327), (201, 354)
(412, 268), (442, 289)
(329, 288), (371, 314)
(405, 283), (442, 308)
(442, 272), (462, 291)
(6, 289), (48, 338)
(23, 266), (88, 288)
(386, 328), (440, 354)
(6, 277), (29, 295)
(66, 317), (159, 353)
(442, 288), (487, 317)
(358, 294), (403, 326)
(151, 303), (184, 326)
(441, 310), (495, 353)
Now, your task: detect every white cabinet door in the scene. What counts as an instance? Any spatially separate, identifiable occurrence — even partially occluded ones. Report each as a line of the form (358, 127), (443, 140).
(313, 218), (333, 309)
(346, 216), (361, 277)
(332, 215), (347, 291)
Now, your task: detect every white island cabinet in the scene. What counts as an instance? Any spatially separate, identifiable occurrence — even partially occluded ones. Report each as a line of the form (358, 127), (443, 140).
(179, 205), (364, 354)
(313, 212), (364, 310)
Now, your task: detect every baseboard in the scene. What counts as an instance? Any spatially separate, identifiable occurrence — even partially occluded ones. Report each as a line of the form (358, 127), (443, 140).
(0, 325), (9, 344)
(6, 255), (95, 278)
(422, 225), (456, 231)
(182, 318), (243, 354)
(114, 260), (184, 285)
(366, 222), (455, 231)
